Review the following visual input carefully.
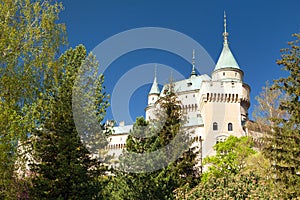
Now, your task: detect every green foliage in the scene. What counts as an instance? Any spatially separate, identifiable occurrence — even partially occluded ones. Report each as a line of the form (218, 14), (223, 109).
(109, 90), (199, 200)
(182, 172), (275, 200)
(202, 136), (255, 182)
(177, 136), (276, 199)
(0, 0), (66, 198)
(263, 33), (300, 199)
(29, 45), (110, 199)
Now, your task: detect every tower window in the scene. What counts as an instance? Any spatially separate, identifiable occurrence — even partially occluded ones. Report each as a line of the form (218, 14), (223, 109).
(228, 123), (233, 131)
(213, 122), (218, 131)
(223, 72), (225, 76)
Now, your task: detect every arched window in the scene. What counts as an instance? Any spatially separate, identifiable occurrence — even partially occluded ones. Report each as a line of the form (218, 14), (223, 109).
(213, 122), (218, 131)
(228, 123), (233, 131)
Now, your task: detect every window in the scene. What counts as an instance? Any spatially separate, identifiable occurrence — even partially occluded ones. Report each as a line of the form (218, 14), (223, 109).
(228, 123), (233, 131)
(213, 122), (218, 131)
(223, 72), (225, 76)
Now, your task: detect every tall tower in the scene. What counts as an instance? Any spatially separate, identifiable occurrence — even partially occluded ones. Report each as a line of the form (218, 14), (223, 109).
(145, 66), (160, 120)
(200, 12), (251, 154)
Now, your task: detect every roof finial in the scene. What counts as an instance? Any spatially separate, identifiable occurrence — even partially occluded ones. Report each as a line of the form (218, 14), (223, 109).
(190, 49), (197, 77)
(223, 11), (228, 45)
(154, 64), (157, 79)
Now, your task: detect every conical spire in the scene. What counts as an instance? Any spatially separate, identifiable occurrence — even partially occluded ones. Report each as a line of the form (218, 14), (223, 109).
(149, 65), (160, 95)
(190, 49), (197, 77)
(214, 12), (240, 70)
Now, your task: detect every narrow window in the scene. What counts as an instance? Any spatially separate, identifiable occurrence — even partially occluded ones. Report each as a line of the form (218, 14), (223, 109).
(228, 123), (233, 131)
(213, 122), (218, 131)
(223, 72), (225, 76)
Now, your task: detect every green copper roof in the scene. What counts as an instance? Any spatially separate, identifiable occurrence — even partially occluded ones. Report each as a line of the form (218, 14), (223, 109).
(215, 12), (240, 71)
(149, 76), (160, 94)
(214, 43), (240, 71)
(161, 74), (211, 94)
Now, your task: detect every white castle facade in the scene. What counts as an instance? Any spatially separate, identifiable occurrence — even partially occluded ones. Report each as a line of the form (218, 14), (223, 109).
(106, 16), (251, 163)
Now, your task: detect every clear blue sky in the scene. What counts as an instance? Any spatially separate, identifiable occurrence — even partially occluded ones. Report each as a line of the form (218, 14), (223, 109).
(60, 0), (300, 124)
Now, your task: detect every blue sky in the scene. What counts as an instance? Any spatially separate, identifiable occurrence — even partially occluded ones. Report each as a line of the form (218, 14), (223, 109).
(60, 0), (300, 124)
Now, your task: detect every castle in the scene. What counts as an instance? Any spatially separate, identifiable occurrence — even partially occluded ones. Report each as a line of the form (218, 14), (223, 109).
(106, 14), (251, 163)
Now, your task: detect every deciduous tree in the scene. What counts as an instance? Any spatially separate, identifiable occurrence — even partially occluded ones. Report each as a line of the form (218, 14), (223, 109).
(0, 0), (66, 198)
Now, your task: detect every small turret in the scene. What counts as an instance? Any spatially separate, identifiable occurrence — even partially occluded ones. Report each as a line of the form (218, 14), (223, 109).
(148, 66), (160, 105)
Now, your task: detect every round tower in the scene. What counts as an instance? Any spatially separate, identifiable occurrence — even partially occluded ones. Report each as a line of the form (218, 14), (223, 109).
(207, 12), (250, 139)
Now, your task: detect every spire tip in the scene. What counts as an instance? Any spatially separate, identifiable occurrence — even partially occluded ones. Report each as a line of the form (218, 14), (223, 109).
(223, 11), (228, 44)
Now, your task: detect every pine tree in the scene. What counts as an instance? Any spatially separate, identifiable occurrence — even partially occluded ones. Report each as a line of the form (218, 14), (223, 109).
(29, 45), (110, 199)
(263, 33), (300, 199)
(111, 88), (199, 200)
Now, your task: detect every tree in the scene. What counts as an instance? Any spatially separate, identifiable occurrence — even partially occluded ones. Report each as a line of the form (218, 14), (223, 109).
(110, 89), (199, 200)
(29, 45), (110, 199)
(0, 0), (66, 198)
(178, 136), (276, 199)
(263, 33), (300, 199)
(201, 136), (256, 181)
(251, 81), (289, 132)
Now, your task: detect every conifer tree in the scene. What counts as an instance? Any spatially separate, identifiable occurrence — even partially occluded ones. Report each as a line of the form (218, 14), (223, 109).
(111, 87), (199, 200)
(263, 33), (300, 199)
(29, 45), (110, 199)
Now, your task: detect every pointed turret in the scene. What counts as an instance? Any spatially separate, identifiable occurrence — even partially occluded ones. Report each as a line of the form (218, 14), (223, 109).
(147, 66), (160, 106)
(149, 66), (160, 95)
(214, 12), (240, 71)
(146, 66), (161, 120)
